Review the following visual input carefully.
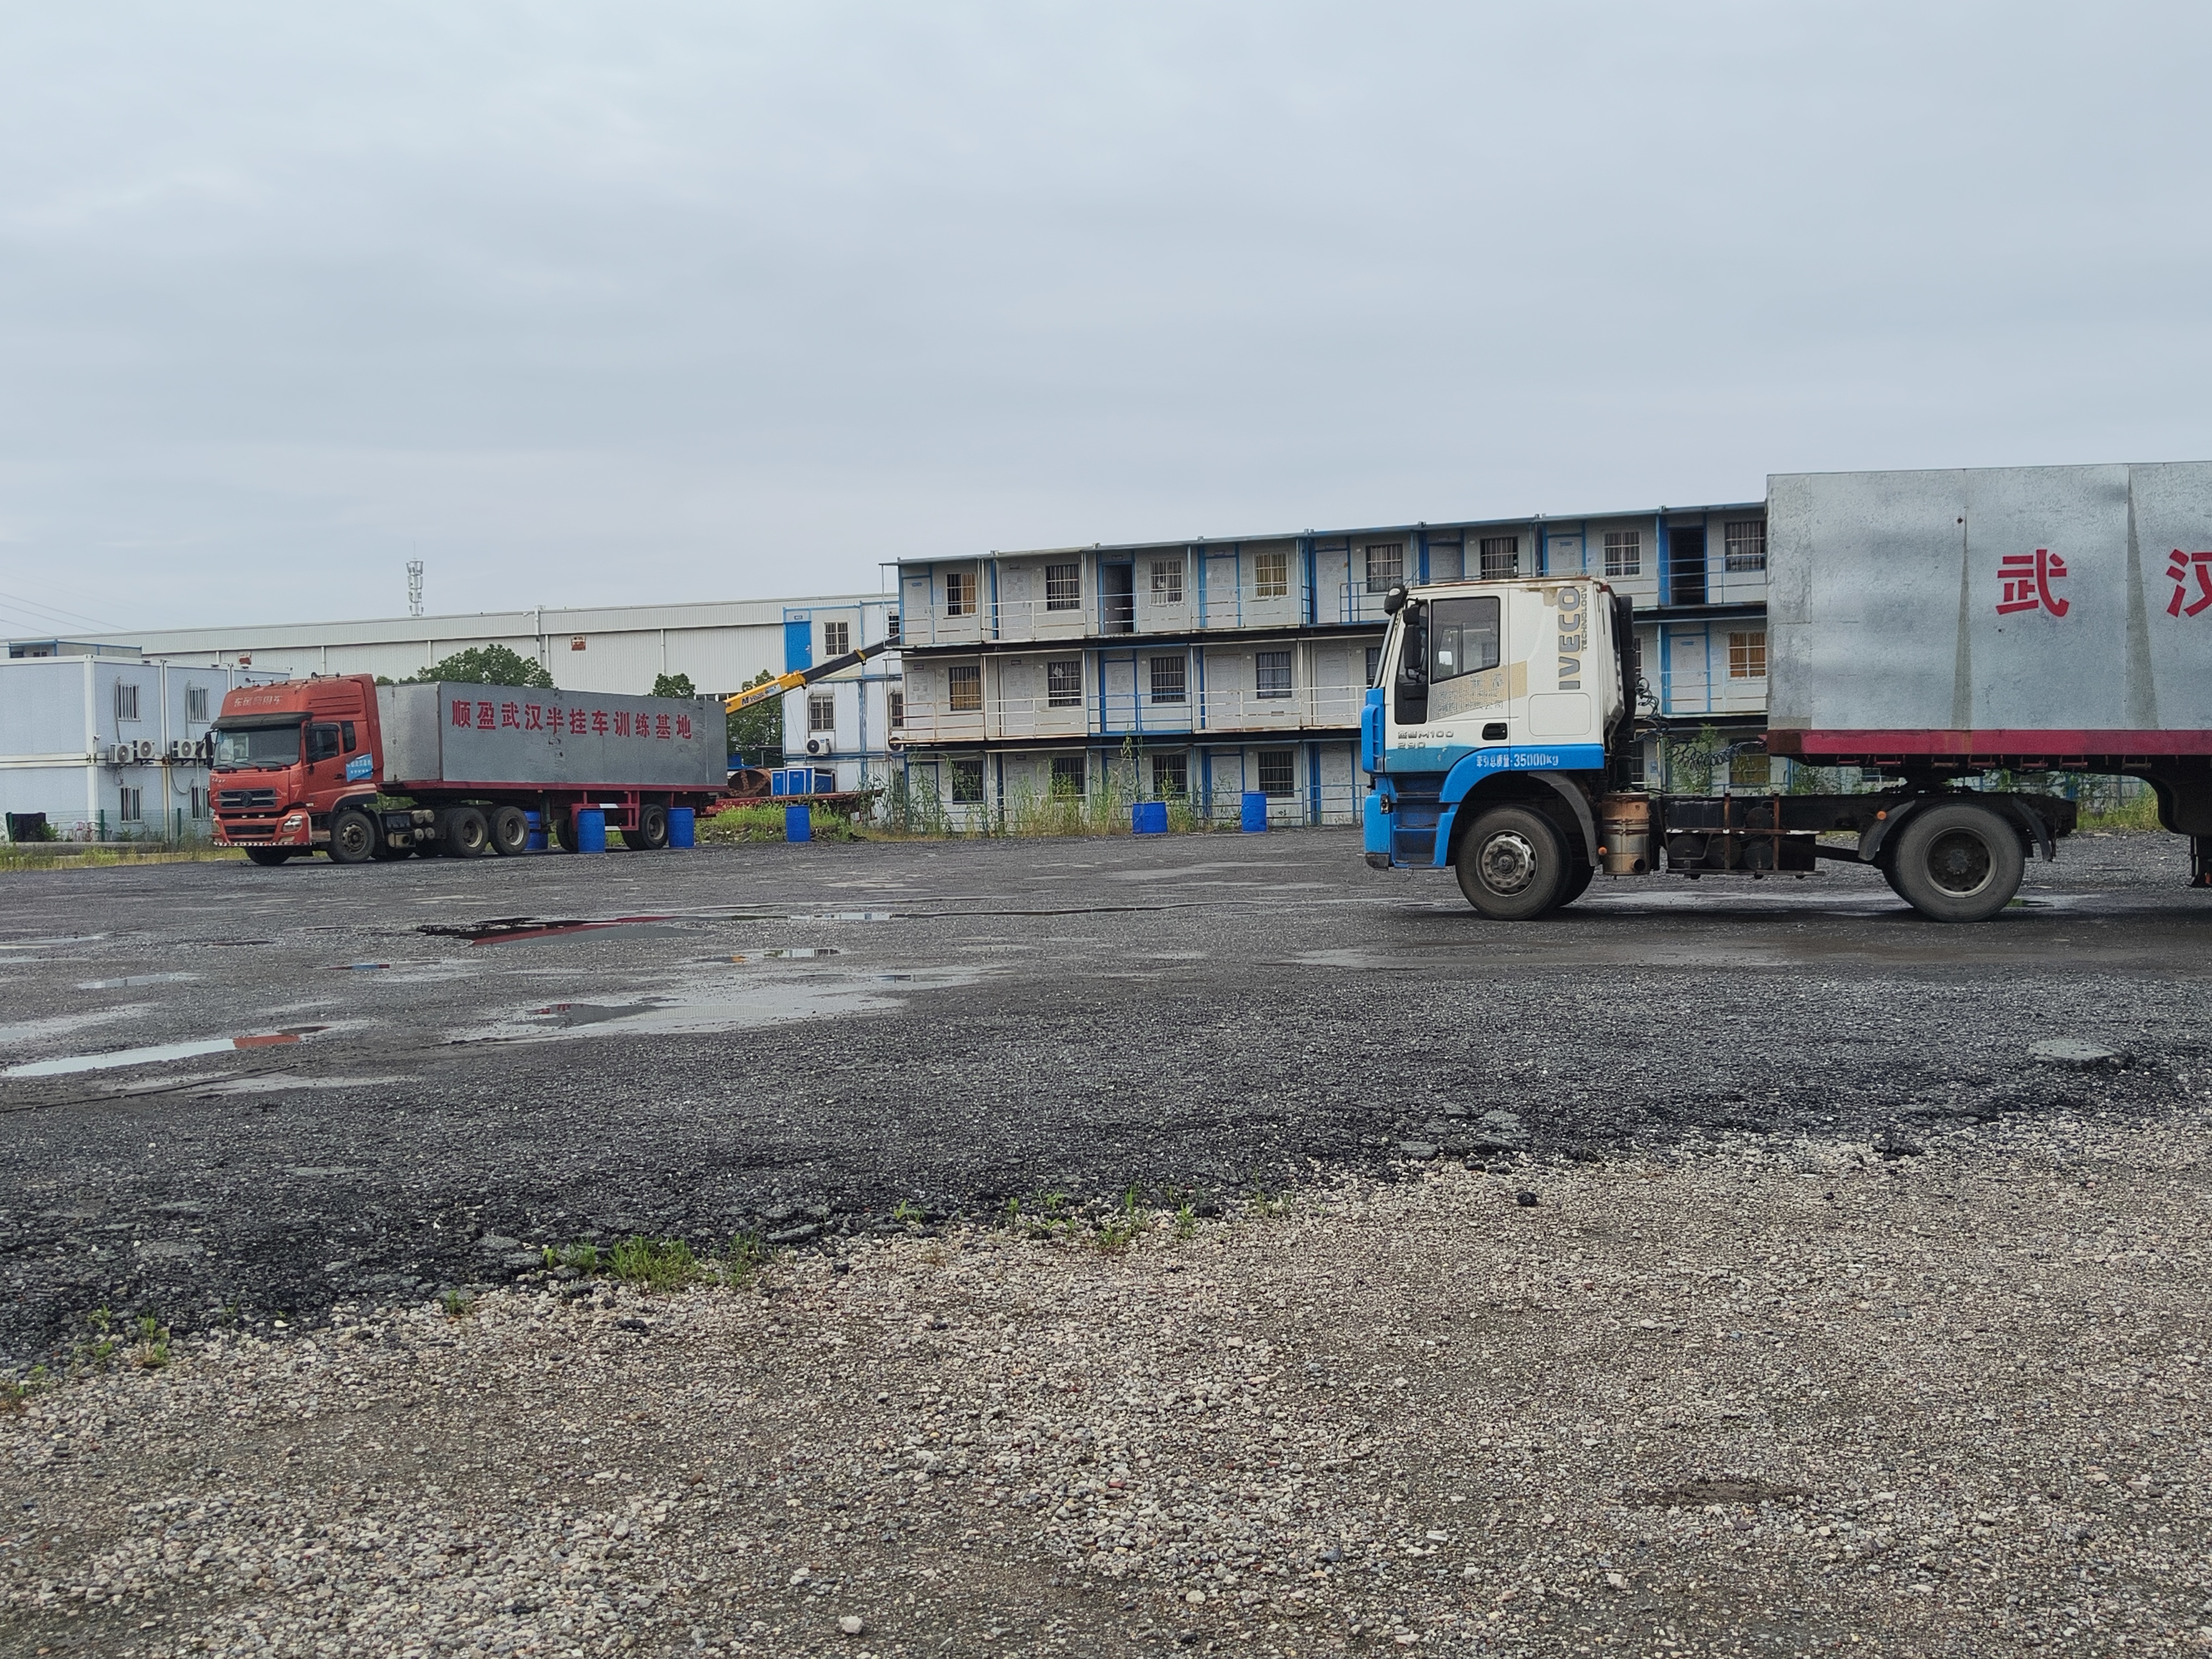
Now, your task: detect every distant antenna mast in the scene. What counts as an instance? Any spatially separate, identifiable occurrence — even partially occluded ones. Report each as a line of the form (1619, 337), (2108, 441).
(406, 559), (425, 618)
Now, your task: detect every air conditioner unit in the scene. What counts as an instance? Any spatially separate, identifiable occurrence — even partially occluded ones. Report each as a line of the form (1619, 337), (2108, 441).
(885, 734), (905, 752)
(804, 736), (836, 757)
(133, 739), (158, 762)
(165, 739), (193, 761)
(109, 744), (133, 766)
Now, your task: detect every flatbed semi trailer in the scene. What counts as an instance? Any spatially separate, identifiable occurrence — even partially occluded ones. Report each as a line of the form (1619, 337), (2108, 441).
(211, 677), (729, 864)
(1361, 460), (2212, 921)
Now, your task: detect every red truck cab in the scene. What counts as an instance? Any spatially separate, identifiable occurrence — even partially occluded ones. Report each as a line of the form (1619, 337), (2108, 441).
(211, 676), (381, 865)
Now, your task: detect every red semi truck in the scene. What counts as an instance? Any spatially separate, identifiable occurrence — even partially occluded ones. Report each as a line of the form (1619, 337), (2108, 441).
(210, 675), (730, 865)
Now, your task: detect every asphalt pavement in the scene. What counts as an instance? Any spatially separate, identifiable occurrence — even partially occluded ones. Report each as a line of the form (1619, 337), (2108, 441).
(3, 827), (2207, 1366)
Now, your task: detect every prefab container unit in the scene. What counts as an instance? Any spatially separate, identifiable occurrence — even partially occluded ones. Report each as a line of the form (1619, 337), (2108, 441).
(0, 655), (281, 839)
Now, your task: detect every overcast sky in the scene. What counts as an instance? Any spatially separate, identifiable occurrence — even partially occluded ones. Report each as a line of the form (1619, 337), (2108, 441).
(3, 2), (2209, 637)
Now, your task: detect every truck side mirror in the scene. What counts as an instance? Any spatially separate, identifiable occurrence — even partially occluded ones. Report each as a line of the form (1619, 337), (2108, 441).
(1381, 584), (1409, 616)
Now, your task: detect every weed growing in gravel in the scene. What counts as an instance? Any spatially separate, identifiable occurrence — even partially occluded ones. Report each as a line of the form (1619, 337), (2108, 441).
(1090, 1189), (1151, 1255)
(1174, 1202), (1199, 1241)
(1004, 1191), (1071, 1242)
(440, 1291), (474, 1318)
(1246, 1189), (1295, 1219)
(719, 1231), (772, 1287)
(542, 1243), (604, 1273)
(609, 1236), (698, 1292)
(127, 1316), (171, 1371)
(891, 1199), (924, 1226)
(73, 1309), (120, 1373)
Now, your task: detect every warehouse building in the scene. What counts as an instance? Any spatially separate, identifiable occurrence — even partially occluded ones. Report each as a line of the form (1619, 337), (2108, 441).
(892, 498), (1770, 827)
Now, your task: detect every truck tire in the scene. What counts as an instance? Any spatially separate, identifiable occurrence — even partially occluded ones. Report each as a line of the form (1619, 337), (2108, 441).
(1555, 860), (1595, 908)
(1887, 800), (2025, 922)
(622, 804), (669, 851)
(442, 805), (491, 859)
(489, 805), (531, 857)
(328, 808), (379, 865)
(1454, 805), (1568, 920)
(245, 847), (292, 867)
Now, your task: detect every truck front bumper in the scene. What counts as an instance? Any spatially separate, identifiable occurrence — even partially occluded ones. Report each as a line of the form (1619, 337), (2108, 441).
(215, 811), (314, 847)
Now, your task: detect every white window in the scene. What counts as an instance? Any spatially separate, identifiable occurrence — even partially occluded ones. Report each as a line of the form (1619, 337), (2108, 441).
(1152, 753), (1188, 799)
(1253, 548), (1289, 599)
(1149, 657), (1186, 704)
(1150, 558), (1184, 605)
(1256, 749), (1296, 797)
(118, 786), (143, 823)
(1046, 564), (1081, 611)
(808, 691), (835, 733)
(1365, 645), (1382, 687)
(1255, 650), (1292, 699)
(887, 690), (904, 729)
(1046, 659), (1083, 708)
(945, 571), (975, 617)
(822, 621), (851, 656)
(1479, 536), (1519, 578)
(1364, 543), (1404, 593)
(115, 683), (140, 723)
(1728, 630), (1768, 680)
(947, 664), (982, 713)
(1050, 754), (1086, 797)
(1603, 530), (1641, 577)
(1724, 520), (1767, 573)
(185, 685), (210, 723)
(950, 757), (984, 802)
(886, 611), (901, 644)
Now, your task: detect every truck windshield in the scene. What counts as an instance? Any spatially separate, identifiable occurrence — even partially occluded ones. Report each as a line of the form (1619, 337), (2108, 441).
(1429, 596), (1501, 682)
(212, 724), (302, 770)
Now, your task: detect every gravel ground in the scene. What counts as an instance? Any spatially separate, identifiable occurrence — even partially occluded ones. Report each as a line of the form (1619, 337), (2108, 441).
(2, 828), (2208, 1365)
(9, 1101), (2212, 1658)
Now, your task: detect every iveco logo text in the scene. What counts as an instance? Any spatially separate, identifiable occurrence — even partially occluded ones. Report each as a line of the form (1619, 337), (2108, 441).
(1557, 586), (1583, 690)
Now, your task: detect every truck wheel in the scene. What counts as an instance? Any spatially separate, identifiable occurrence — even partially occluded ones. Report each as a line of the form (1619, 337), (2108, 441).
(245, 847), (292, 867)
(622, 804), (669, 851)
(1889, 801), (2025, 922)
(489, 805), (531, 857)
(328, 809), (379, 865)
(1454, 805), (1568, 920)
(1555, 861), (1595, 908)
(442, 805), (491, 858)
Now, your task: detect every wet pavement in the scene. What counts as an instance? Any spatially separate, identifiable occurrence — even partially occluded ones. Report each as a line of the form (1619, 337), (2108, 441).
(2, 828), (2209, 1364)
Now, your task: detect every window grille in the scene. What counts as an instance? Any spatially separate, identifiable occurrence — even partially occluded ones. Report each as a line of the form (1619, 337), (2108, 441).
(1152, 753), (1188, 799)
(947, 664), (982, 712)
(949, 758), (984, 802)
(1050, 754), (1086, 797)
(1728, 630), (1768, 679)
(1045, 564), (1081, 611)
(945, 571), (974, 616)
(119, 786), (143, 822)
(1255, 650), (1292, 699)
(1365, 646), (1382, 687)
(1046, 659), (1083, 707)
(1478, 536), (1519, 578)
(1256, 749), (1296, 797)
(115, 683), (140, 723)
(1724, 520), (1767, 572)
(1253, 549), (1290, 599)
(887, 690), (904, 729)
(1603, 530), (1641, 577)
(1364, 543), (1403, 593)
(185, 686), (209, 722)
(1150, 558), (1184, 604)
(1149, 656), (1186, 704)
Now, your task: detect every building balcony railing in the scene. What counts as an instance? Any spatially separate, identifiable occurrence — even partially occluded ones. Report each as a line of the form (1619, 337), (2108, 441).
(894, 685), (1367, 745)
(899, 591), (1330, 649)
(1651, 674), (1768, 719)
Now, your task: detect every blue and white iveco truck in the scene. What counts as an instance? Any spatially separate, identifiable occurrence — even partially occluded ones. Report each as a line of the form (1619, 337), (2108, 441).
(1360, 461), (2212, 922)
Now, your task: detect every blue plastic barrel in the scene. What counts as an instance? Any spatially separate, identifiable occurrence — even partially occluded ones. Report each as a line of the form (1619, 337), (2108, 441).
(525, 810), (547, 853)
(784, 804), (812, 843)
(575, 808), (607, 854)
(1132, 800), (1168, 835)
(1240, 790), (1269, 832)
(668, 807), (695, 849)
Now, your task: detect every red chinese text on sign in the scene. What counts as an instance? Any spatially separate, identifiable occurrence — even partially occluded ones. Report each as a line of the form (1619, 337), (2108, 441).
(2168, 550), (2212, 619)
(450, 701), (471, 728)
(1997, 548), (2069, 617)
(675, 716), (692, 740)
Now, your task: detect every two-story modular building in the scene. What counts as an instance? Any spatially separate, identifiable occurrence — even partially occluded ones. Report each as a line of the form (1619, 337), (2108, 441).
(892, 498), (1770, 826)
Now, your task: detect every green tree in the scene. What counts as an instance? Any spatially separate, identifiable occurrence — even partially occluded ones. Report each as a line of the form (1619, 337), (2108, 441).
(408, 644), (554, 688)
(726, 669), (783, 764)
(650, 671), (697, 699)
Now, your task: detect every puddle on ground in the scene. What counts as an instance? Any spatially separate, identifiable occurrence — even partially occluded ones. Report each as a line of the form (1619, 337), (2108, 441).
(77, 973), (197, 990)
(454, 966), (989, 1046)
(421, 914), (680, 945)
(3, 1025), (332, 1080)
(712, 948), (841, 963)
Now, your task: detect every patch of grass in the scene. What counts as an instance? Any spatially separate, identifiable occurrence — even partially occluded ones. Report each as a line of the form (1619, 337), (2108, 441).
(609, 1236), (699, 1292)
(1090, 1187), (1151, 1255)
(2080, 793), (2163, 833)
(440, 1290), (474, 1318)
(699, 804), (862, 845)
(73, 1309), (120, 1373)
(892, 1199), (925, 1226)
(1246, 1189), (1295, 1219)
(1, 843), (248, 873)
(719, 1231), (772, 1287)
(127, 1315), (171, 1371)
(1004, 1191), (1071, 1242)
(542, 1242), (605, 1273)
(1174, 1202), (1199, 1241)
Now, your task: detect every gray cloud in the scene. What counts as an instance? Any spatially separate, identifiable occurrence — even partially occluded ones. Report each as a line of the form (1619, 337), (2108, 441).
(2, 1), (2208, 633)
